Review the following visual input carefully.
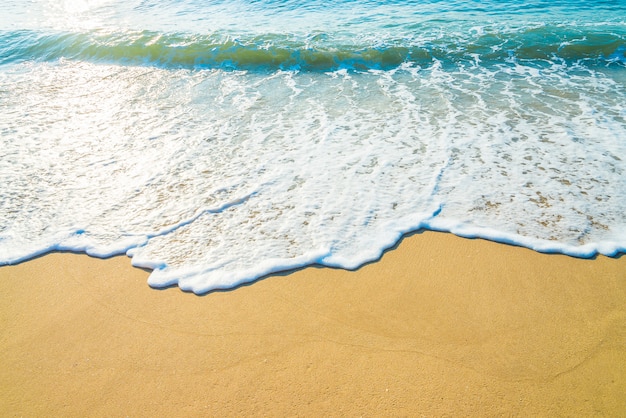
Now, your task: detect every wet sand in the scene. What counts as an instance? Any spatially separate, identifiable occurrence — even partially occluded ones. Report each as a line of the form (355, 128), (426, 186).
(1, 231), (625, 416)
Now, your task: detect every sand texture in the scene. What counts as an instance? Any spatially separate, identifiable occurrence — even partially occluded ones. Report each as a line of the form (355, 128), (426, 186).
(1, 231), (625, 416)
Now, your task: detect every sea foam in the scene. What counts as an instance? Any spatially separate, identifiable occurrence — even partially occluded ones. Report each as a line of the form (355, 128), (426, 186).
(1, 0), (625, 293)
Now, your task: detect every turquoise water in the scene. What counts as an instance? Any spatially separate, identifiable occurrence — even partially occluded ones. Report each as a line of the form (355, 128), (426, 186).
(1, 0), (625, 292)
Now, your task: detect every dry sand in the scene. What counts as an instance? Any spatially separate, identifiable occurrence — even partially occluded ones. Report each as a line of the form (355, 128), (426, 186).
(1, 231), (625, 416)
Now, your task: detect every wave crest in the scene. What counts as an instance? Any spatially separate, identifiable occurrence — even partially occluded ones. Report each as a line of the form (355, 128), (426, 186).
(1, 26), (625, 71)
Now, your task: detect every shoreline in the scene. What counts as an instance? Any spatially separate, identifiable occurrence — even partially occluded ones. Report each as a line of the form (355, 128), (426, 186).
(1, 230), (625, 416)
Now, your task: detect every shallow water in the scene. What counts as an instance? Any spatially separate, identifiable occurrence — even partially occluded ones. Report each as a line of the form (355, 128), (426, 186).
(1, 0), (625, 292)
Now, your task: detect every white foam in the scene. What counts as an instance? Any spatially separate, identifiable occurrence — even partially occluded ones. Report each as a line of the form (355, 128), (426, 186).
(1, 58), (624, 293)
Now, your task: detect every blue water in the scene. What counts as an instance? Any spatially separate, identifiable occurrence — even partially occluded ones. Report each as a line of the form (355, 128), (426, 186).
(1, 0), (625, 293)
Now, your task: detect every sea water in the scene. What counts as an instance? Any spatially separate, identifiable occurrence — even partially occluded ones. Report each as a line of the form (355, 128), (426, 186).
(1, 0), (625, 293)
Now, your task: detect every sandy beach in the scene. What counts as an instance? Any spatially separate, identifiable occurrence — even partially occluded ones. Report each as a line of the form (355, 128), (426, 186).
(1, 230), (625, 416)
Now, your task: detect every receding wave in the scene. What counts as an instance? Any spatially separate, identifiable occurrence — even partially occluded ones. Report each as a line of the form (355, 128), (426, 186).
(1, 26), (625, 71)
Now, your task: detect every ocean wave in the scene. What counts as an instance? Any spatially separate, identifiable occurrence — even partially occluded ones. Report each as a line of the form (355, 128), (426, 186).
(1, 0), (625, 293)
(1, 56), (624, 292)
(2, 25), (624, 71)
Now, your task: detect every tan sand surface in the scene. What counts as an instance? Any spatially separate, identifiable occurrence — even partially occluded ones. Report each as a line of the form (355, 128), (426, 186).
(1, 231), (625, 416)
